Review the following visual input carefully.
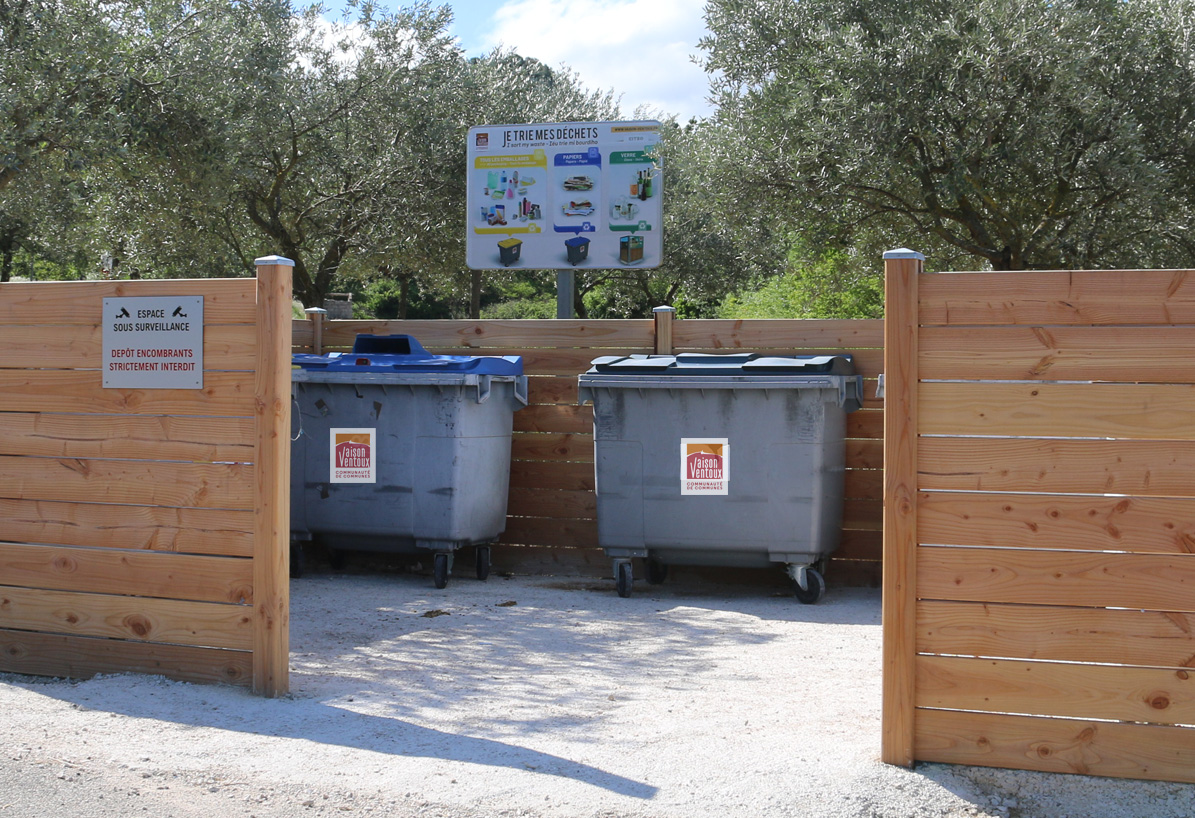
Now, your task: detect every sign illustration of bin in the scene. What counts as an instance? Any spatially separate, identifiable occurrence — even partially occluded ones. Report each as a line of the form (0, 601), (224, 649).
(291, 335), (527, 589)
(579, 352), (862, 600)
(498, 238), (523, 267)
(618, 235), (644, 264)
(564, 236), (590, 265)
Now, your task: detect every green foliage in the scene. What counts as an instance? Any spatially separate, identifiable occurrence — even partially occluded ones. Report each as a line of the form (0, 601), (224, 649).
(719, 250), (884, 319)
(701, 0), (1195, 270)
(480, 297), (557, 320)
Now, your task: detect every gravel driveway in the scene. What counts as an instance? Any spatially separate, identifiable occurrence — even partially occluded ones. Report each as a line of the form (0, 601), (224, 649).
(2, 568), (1193, 817)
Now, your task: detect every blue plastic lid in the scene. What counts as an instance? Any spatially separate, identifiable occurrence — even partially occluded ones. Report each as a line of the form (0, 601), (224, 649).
(564, 236), (591, 247)
(586, 352), (856, 376)
(293, 334), (523, 375)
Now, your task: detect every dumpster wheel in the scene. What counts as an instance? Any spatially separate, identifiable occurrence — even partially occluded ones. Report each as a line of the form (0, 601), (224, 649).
(433, 553), (450, 589)
(475, 545), (491, 581)
(791, 566), (826, 604)
(615, 561), (633, 598)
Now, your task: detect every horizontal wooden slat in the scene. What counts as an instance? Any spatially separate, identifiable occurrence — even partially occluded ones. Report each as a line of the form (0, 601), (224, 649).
(0, 499), (254, 556)
(845, 468), (883, 501)
(292, 320), (314, 351)
(919, 326), (1195, 382)
(847, 408), (884, 439)
(527, 375), (580, 405)
(1, 456), (253, 509)
(0, 370), (256, 416)
(918, 269), (1195, 326)
(917, 654), (1195, 726)
(826, 558), (883, 588)
(835, 529), (883, 561)
(917, 546), (1195, 612)
(489, 542), (607, 576)
(671, 319), (884, 350)
(513, 403), (592, 434)
(847, 438), (883, 470)
(917, 600), (1195, 669)
(321, 318), (656, 349)
(0, 324), (258, 370)
(920, 381), (1195, 440)
(509, 459), (595, 491)
(918, 437), (1195, 496)
(0, 279), (256, 325)
(0, 628), (251, 685)
(512, 432), (593, 462)
(0, 413), (254, 462)
(0, 542), (253, 603)
(507, 487), (596, 520)
(919, 492), (1195, 553)
(844, 498), (882, 531)
(0, 587), (253, 649)
(499, 516), (599, 548)
(914, 708), (1195, 783)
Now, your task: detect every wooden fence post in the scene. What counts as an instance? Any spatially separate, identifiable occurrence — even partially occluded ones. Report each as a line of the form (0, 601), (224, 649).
(881, 248), (924, 767)
(305, 307), (327, 355)
(653, 305), (675, 355)
(253, 255), (294, 697)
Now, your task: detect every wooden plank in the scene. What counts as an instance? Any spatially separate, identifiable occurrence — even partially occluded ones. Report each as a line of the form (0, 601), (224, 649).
(917, 600), (1195, 669)
(917, 654), (1195, 726)
(0, 456), (254, 509)
(512, 432), (594, 462)
(918, 269), (1195, 326)
(914, 708), (1195, 783)
(528, 375), (580, 405)
(882, 252), (923, 768)
(507, 487), (597, 520)
(827, 558), (883, 588)
(320, 318), (656, 350)
(847, 438), (883, 470)
(847, 408), (884, 440)
(844, 468), (883, 501)
(0, 370), (256, 417)
(917, 546), (1195, 611)
(489, 543), (607, 576)
(844, 498), (883, 531)
(0, 542), (253, 603)
(0, 413), (254, 462)
(835, 529), (883, 561)
(918, 437), (1195, 496)
(0, 499), (254, 556)
(0, 628), (251, 686)
(671, 319), (884, 350)
(292, 319), (314, 352)
(499, 516), (600, 548)
(920, 381), (1195, 439)
(0, 324), (258, 370)
(0, 279), (256, 325)
(0, 587), (253, 649)
(920, 326), (1195, 382)
(252, 257), (292, 697)
(919, 492), (1195, 553)
(509, 460), (595, 491)
(513, 403), (593, 434)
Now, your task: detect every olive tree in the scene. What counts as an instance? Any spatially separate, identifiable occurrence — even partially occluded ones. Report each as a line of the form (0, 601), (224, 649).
(700, 0), (1195, 270)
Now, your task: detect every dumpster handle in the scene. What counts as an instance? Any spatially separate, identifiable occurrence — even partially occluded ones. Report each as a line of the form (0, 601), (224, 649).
(290, 393), (304, 441)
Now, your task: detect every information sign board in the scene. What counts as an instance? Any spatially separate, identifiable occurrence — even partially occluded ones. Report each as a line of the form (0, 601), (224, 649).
(102, 296), (204, 389)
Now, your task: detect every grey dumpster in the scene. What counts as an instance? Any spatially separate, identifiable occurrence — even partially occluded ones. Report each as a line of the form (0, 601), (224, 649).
(579, 352), (862, 601)
(290, 334), (527, 588)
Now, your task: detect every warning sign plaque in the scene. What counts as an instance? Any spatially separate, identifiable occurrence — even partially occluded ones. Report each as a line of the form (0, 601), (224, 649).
(330, 428), (376, 483)
(681, 438), (729, 495)
(102, 296), (203, 389)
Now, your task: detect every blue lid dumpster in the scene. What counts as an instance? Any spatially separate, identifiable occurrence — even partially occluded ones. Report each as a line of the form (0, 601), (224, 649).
(579, 352), (862, 601)
(290, 334), (527, 588)
(564, 235), (590, 265)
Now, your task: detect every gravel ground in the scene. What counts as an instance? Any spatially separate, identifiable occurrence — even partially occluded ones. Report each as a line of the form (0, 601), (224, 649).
(2, 567), (1193, 818)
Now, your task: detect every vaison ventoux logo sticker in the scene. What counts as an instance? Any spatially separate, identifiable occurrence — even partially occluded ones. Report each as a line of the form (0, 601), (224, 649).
(330, 428), (376, 483)
(681, 438), (728, 495)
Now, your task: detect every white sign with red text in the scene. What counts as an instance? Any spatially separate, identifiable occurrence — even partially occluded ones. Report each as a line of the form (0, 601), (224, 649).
(681, 438), (729, 495)
(102, 296), (203, 389)
(330, 428), (376, 483)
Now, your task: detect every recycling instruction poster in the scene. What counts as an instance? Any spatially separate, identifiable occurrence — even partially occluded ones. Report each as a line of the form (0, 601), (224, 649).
(466, 121), (662, 270)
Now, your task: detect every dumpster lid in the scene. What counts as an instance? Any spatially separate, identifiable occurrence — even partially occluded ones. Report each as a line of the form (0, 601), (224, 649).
(564, 236), (590, 247)
(586, 352), (856, 376)
(498, 238), (523, 248)
(293, 334), (523, 375)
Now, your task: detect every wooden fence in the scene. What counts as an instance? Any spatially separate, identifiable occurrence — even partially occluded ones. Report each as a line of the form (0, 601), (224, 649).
(293, 311), (885, 586)
(882, 251), (1195, 783)
(0, 258), (292, 696)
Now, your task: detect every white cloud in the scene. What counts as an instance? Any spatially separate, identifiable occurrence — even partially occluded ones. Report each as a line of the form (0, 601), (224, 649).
(479, 0), (713, 121)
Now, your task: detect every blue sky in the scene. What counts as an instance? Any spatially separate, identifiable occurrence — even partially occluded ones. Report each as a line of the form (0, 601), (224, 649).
(322, 0), (715, 121)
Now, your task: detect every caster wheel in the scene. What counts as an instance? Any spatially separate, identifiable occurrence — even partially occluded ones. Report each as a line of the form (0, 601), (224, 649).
(289, 541), (305, 579)
(645, 558), (668, 585)
(476, 545), (491, 581)
(433, 553), (449, 589)
(615, 561), (633, 598)
(792, 567), (826, 604)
